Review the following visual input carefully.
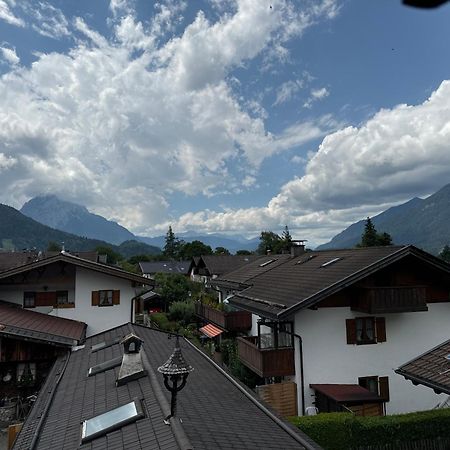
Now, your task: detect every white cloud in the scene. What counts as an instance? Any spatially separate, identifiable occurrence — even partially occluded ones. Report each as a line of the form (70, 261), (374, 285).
(0, 0), (25, 27)
(303, 86), (329, 108)
(0, 0), (338, 232)
(164, 80), (450, 244)
(29, 2), (70, 39)
(274, 79), (304, 105)
(0, 46), (19, 65)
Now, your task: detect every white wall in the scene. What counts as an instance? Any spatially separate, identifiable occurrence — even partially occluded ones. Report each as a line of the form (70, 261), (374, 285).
(294, 304), (450, 415)
(48, 267), (139, 336)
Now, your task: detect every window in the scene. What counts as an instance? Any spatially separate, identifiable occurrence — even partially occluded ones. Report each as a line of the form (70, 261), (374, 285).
(346, 317), (386, 345)
(81, 400), (144, 443)
(359, 376), (390, 401)
(92, 290), (120, 307)
(56, 290), (71, 307)
(99, 290), (113, 306)
(88, 356), (122, 377)
(23, 292), (35, 308)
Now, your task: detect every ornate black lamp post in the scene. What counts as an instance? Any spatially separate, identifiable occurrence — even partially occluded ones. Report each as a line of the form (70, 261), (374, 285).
(158, 335), (193, 422)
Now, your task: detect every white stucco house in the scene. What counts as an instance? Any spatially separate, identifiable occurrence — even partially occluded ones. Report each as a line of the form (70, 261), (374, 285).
(211, 245), (450, 417)
(0, 252), (153, 336)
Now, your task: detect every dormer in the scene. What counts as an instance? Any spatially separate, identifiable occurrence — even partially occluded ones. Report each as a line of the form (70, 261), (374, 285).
(121, 333), (143, 354)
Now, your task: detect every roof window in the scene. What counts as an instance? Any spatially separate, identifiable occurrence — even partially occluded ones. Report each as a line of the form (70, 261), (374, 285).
(91, 337), (121, 353)
(81, 399), (144, 443)
(259, 259), (275, 267)
(88, 356), (122, 377)
(295, 255), (317, 265)
(320, 257), (342, 268)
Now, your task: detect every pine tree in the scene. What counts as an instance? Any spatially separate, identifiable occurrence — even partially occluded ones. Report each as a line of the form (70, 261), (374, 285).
(358, 217), (393, 247)
(163, 226), (181, 259)
(281, 225), (293, 252)
(439, 245), (450, 263)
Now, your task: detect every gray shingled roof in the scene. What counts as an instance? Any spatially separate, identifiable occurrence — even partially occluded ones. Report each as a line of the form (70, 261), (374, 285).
(396, 339), (450, 395)
(14, 323), (318, 450)
(227, 245), (450, 319)
(198, 255), (259, 277)
(0, 252), (153, 285)
(139, 260), (191, 276)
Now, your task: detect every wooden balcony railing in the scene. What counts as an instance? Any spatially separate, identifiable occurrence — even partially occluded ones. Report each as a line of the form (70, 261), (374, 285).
(195, 302), (252, 332)
(237, 336), (295, 378)
(352, 286), (428, 314)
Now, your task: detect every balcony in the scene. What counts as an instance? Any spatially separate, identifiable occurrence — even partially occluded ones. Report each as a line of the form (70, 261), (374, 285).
(352, 286), (428, 314)
(237, 336), (295, 378)
(195, 302), (252, 332)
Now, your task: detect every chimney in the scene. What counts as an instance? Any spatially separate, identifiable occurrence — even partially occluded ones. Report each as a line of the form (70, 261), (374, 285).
(290, 240), (307, 257)
(116, 333), (147, 386)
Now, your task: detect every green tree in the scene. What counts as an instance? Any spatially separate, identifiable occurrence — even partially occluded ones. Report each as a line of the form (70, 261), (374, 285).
(179, 240), (213, 259)
(439, 245), (450, 262)
(95, 245), (122, 264)
(214, 246), (230, 255)
(236, 249), (253, 255)
(280, 225), (293, 252)
(358, 218), (393, 247)
(127, 254), (152, 265)
(163, 226), (182, 259)
(154, 273), (193, 305)
(257, 231), (282, 255)
(47, 241), (62, 251)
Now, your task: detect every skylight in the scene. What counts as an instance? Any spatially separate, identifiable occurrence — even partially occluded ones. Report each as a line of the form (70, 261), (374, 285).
(295, 255), (317, 265)
(88, 356), (122, 377)
(320, 257), (342, 268)
(259, 259), (275, 267)
(81, 400), (144, 443)
(91, 342), (106, 352)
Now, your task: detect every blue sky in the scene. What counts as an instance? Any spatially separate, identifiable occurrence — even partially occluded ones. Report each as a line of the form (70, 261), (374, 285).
(1, 0), (450, 246)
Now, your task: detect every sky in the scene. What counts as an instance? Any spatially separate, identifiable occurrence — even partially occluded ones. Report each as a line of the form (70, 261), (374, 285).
(1, 0), (450, 246)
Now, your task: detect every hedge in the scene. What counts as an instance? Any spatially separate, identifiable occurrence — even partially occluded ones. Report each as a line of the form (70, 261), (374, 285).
(289, 409), (450, 450)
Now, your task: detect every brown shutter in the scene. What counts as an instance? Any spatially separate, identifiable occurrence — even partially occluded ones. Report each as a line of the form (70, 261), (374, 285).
(91, 291), (99, 306)
(379, 376), (390, 401)
(376, 317), (386, 342)
(36, 292), (57, 307)
(346, 319), (357, 344)
(113, 290), (120, 305)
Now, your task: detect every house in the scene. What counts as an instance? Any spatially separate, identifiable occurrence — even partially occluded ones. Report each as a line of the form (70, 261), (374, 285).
(12, 323), (320, 450)
(0, 252), (153, 336)
(189, 254), (259, 285)
(138, 260), (191, 278)
(396, 338), (450, 402)
(212, 245), (450, 416)
(0, 301), (85, 405)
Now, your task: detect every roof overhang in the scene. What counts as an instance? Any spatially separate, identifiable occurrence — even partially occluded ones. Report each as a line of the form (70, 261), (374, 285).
(310, 384), (384, 403)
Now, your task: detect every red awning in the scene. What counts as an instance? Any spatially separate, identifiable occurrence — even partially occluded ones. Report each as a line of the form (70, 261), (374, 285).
(199, 323), (223, 338)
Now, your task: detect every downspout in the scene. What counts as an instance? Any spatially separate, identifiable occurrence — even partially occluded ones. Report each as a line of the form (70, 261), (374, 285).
(293, 332), (306, 416)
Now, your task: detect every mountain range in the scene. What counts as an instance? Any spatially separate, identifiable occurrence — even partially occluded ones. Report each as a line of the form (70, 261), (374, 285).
(20, 195), (259, 253)
(317, 183), (450, 254)
(0, 203), (160, 257)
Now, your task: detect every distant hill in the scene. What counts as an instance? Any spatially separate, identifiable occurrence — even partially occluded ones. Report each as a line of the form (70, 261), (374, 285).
(138, 232), (259, 253)
(0, 204), (160, 257)
(21, 195), (136, 245)
(21, 194), (259, 253)
(317, 183), (450, 254)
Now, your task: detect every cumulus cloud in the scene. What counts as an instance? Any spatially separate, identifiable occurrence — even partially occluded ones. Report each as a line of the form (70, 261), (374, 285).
(0, 46), (19, 65)
(0, 0), (25, 27)
(165, 80), (450, 244)
(0, 0), (338, 232)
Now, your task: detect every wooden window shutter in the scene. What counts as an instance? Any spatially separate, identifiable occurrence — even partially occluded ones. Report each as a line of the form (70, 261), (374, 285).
(113, 290), (120, 305)
(346, 319), (357, 344)
(91, 291), (99, 306)
(376, 317), (386, 343)
(379, 376), (390, 401)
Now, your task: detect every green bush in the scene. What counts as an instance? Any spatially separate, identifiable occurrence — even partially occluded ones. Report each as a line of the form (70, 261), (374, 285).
(289, 409), (450, 450)
(150, 312), (170, 330)
(168, 301), (195, 325)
